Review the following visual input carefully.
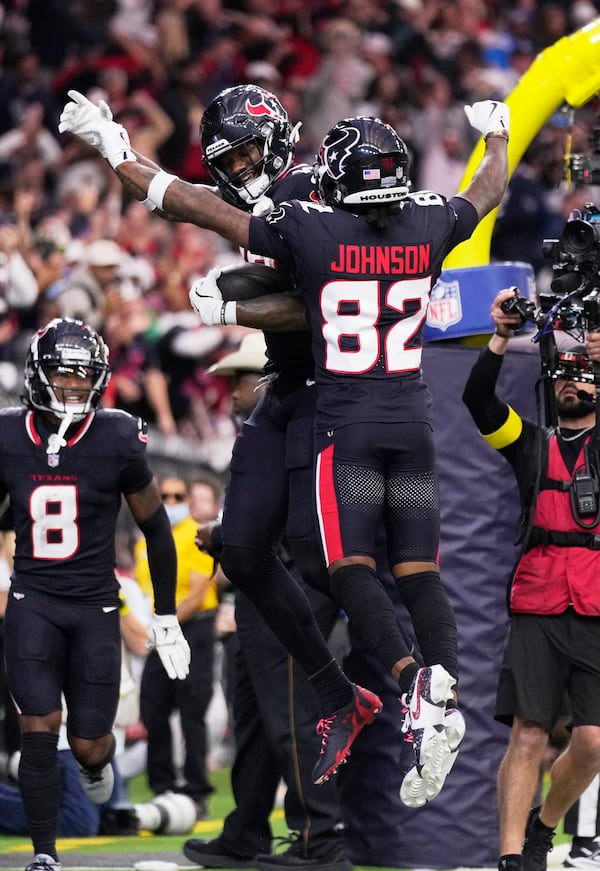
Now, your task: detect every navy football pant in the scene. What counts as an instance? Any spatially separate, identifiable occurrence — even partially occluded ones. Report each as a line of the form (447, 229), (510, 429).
(4, 590), (120, 737)
(220, 584), (343, 854)
(315, 419), (440, 566)
(220, 384), (335, 676)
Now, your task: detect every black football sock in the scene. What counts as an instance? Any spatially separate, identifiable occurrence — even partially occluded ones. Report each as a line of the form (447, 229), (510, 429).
(398, 661), (420, 695)
(330, 563), (412, 671)
(19, 732), (61, 860)
(499, 854), (523, 871)
(533, 811), (555, 834)
(308, 658), (353, 715)
(396, 570), (458, 680)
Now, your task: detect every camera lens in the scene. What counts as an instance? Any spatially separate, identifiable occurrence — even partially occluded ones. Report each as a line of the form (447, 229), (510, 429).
(561, 219), (599, 257)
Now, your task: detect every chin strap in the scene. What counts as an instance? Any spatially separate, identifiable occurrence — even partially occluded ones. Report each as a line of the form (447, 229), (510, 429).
(289, 120), (302, 149)
(47, 410), (74, 456)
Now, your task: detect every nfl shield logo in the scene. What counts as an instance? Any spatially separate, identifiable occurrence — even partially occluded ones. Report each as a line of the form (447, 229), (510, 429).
(427, 279), (462, 332)
(48, 453), (59, 468)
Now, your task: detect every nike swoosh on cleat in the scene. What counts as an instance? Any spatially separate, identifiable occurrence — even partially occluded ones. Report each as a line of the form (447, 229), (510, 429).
(411, 673), (422, 720)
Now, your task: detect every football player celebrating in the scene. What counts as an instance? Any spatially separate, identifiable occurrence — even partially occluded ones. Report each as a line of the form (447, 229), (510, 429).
(180, 87), (353, 871)
(58, 92), (508, 808)
(63, 85), (387, 796)
(2, 318), (190, 871)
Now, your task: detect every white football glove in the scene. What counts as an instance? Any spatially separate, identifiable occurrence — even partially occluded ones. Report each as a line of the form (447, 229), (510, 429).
(252, 196), (275, 217)
(98, 99), (113, 122)
(147, 614), (191, 680)
(59, 90), (105, 149)
(464, 100), (509, 138)
(59, 89), (136, 169)
(189, 267), (237, 325)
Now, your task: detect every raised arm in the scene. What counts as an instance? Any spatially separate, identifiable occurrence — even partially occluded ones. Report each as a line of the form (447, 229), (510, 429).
(58, 90), (251, 249)
(462, 287), (524, 435)
(458, 101), (509, 220)
(115, 160), (250, 246)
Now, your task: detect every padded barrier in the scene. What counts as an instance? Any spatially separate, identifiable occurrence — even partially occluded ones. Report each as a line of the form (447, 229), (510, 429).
(341, 340), (541, 868)
(424, 262), (536, 342)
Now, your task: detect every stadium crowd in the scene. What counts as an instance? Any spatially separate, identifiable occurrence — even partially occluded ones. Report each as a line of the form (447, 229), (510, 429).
(0, 0), (597, 470)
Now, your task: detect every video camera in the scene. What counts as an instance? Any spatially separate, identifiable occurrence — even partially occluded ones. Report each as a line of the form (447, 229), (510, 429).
(501, 202), (600, 383)
(567, 116), (600, 186)
(501, 198), (600, 528)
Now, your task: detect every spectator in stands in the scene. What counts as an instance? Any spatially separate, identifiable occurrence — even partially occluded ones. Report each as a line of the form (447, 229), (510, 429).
(55, 238), (122, 331)
(0, 220), (39, 312)
(136, 472), (218, 820)
(189, 472), (224, 526)
(303, 18), (375, 150)
(0, 49), (59, 137)
(0, 101), (61, 178)
(102, 287), (177, 436)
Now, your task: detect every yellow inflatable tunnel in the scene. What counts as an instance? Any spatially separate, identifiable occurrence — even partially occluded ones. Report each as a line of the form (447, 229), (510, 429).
(424, 17), (600, 341)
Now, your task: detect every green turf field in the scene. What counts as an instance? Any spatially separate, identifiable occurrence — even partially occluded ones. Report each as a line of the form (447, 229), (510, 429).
(0, 768), (571, 871)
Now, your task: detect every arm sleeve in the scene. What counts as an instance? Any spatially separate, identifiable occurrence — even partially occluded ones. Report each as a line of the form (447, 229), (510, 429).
(462, 347), (516, 437)
(137, 506), (177, 615)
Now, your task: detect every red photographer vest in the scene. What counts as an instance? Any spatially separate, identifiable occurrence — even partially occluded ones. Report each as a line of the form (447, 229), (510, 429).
(511, 433), (600, 616)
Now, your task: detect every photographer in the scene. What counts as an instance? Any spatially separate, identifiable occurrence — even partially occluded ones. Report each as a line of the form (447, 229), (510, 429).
(462, 287), (600, 871)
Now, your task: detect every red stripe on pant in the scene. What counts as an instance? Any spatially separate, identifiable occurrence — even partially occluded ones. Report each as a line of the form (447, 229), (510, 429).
(316, 443), (343, 565)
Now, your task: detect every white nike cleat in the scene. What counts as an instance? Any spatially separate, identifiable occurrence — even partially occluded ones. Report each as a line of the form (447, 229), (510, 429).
(399, 666), (464, 808)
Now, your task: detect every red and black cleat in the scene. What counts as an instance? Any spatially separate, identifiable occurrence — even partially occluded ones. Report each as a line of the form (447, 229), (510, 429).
(311, 684), (383, 785)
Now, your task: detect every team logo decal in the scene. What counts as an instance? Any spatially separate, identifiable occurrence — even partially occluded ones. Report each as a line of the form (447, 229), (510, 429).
(427, 279), (462, 331)
(265, 205), (287, 225)
(245, 97), (284, 121)
(322, 125), (361, 179)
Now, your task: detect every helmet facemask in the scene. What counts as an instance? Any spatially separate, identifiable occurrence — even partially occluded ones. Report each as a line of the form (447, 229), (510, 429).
(24, 319), (111, 423)
(209, 136), (274, 205)
(36, 364), (106, 422)
(201, 85), (300, 207)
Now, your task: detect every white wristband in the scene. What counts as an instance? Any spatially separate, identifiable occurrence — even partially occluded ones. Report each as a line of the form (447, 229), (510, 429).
(221, 301), (237, 325)
(147, 171), (178, 210)
(141, 196), (157, 212)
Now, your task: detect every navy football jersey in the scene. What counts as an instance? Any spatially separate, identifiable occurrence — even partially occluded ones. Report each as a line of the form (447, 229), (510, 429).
(243, 163), (317, 390)
(0, 407), (153, 603)
(248, 191), (478, 428)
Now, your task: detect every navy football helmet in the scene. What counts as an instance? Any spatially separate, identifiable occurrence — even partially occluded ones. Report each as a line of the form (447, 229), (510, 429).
(200, 85), (300, 207)
(24, 318), (111, 421)
(314, 116), (411, 209)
